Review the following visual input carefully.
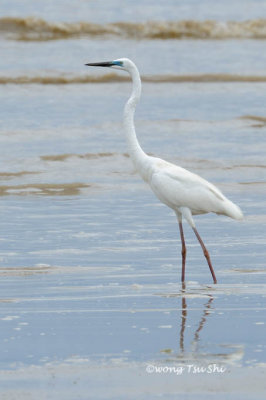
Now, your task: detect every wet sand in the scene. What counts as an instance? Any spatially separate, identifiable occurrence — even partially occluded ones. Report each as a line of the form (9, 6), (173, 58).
(0, 182), (266, 398)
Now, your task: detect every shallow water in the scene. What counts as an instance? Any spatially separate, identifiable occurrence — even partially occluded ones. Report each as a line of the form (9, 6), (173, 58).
(1, 0), (266, 398)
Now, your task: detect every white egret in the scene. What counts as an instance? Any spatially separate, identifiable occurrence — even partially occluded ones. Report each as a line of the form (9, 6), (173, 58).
(85, 58), (243, 284)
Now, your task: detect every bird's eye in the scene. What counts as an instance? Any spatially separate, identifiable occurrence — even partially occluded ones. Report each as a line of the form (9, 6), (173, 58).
(113, 61), (123, 67)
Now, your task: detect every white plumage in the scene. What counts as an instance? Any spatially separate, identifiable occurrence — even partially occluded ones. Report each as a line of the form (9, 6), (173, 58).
(86, 58), (243, 284)
(149, 159), (243, 221)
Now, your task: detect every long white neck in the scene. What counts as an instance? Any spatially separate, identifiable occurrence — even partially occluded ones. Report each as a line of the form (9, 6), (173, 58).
(123, 63), (150, 180)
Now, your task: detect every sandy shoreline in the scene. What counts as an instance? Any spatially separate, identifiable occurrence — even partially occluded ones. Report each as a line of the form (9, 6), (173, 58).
(0, 360), (265, 399)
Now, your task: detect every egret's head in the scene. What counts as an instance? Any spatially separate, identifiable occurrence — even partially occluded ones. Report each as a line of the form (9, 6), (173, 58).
(85, 58), (133, 71)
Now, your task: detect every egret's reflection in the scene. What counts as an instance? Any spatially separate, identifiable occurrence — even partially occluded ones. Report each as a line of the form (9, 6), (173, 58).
(159, 283), (244, 364)
(170, 283), (244, 364)
(192, 295), (214, 353)
(179, 282), (214, 356)
(179, 282), (187, 353)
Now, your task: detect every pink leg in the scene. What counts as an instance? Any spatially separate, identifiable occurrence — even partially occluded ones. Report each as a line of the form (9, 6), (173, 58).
(179, 221), (186, 282)
(192, 227), (217, 284)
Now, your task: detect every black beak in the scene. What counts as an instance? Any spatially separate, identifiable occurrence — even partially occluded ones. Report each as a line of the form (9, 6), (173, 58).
(85, 61), (114, 67)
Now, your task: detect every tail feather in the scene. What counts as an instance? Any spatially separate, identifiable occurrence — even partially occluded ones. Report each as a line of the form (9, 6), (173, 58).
(223, 200), (243, 220)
